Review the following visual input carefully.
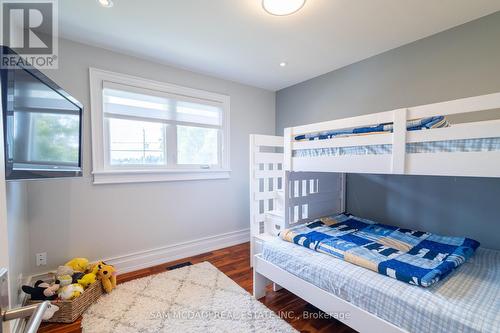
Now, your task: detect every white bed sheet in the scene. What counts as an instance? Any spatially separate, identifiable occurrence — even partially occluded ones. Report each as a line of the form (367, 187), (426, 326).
(293, 137), (500, 158)
(262, 238), (500, 333)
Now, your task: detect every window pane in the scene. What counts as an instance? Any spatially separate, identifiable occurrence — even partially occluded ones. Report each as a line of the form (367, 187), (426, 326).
(177, 125), (218, 165)
(103, 88), (172, 121)
(176, 101), (221, 126)
(108, 118), (166, 165)
(103, 85), (222, 126)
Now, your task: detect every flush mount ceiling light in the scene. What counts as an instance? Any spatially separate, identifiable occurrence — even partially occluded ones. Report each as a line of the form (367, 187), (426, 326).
(262, 0), (306, 16)
(279, 61), (287, 67)
(97, 0), (113, 8)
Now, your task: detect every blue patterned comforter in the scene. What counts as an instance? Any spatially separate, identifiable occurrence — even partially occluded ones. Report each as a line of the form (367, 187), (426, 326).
(294, 116), (449, 141)
(280, 213), (479, 287)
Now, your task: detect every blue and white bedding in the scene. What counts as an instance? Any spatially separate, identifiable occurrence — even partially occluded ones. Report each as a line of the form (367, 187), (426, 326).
(262, 238), (500, 333)
(294, 116), (449, 141)
(280, 213), (479, 287)
(292, 115), (500, 158)
(293, 137), (500, 158)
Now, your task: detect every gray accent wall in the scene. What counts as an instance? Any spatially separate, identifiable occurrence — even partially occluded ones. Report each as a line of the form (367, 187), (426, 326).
(23, 38), (275, 274)
(276, 12), (500, 249)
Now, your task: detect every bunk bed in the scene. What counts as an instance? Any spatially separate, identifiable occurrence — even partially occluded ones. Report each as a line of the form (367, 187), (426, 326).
(284, 92), (500, 177)
(249, 92), (500, 333)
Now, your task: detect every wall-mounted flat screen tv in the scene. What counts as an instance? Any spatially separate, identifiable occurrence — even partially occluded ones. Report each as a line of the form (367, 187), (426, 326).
(1, 46), (83, 180)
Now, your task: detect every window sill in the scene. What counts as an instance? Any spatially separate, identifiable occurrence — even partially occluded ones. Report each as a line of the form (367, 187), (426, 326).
(92, 168), (231, 185)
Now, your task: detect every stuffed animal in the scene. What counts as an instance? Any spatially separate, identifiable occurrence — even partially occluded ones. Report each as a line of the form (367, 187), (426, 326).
(64, 258), (89, 272)
(89, 261), (104, 275)
(71, 272), (85, 284)
(77, 273), (96, 289)
(22, 280), (60, 301)
(55, 266), (74, 287)
(42, 304), (60, 321)
(95, 263), (116, 293)
(56, 265), (74, 277)
(58, 275), (72, 287)
(58, 283), (84, 300)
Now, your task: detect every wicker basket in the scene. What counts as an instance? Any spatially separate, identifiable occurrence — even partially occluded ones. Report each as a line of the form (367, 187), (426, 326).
(26, 281), (103, 323)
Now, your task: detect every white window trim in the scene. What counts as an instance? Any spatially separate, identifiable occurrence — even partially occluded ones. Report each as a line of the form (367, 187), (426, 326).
(89, 68), (231, 184)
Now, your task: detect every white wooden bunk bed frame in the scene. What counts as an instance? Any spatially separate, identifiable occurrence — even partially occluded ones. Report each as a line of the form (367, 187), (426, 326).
(250, 92), (500, 333)
(285, 92), (500, 177)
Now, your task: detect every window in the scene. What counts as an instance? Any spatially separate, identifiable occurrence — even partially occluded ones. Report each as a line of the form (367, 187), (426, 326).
(89, 68), (230, 184)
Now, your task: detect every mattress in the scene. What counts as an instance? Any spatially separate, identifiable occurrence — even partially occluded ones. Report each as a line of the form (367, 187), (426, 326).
(262, 238), (500, 333)
(293, 137), (500, 158)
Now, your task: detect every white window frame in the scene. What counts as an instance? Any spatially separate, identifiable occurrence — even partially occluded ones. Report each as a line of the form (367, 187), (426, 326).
(89, 68), (230, 184)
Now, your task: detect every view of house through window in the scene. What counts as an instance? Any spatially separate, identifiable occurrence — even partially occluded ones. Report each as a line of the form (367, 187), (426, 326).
(108, 118), (166, 166)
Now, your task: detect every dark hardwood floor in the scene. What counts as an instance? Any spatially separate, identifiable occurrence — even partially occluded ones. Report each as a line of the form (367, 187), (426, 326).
(38, 242), (356, 333)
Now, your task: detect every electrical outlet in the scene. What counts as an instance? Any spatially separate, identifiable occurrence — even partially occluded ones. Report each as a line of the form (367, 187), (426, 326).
(36, 252), (47, 266)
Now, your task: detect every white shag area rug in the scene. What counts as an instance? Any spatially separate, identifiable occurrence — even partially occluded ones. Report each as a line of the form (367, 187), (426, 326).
(81, 262), (297, 333)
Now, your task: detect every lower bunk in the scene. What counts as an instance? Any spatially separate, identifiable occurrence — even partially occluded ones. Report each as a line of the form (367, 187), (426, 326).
(253, 237), (499, 333)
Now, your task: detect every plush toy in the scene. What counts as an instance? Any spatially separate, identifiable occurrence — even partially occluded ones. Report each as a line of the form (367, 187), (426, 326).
(42, 304), (60, 321)
(55, 266), (74, 287)
(71, 272), (85, 284)
(58, 275), (72, 287)
(95, 263), (116, 293)
(22, 280), (60, 301)
(56, 265), (74, 277)
(89, 261), (104, 275)
(77, 273), (96, 289)
(58, 283), (84, 300)
(64, 258), (89, 272)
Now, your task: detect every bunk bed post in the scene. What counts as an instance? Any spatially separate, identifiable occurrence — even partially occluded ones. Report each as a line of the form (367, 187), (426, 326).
(392, 108), (408, 174)
(340, 173), (347, 213)
(283, 128), (293, 229)
(249, 134), (257, 266)
(253, 258), (271, 299)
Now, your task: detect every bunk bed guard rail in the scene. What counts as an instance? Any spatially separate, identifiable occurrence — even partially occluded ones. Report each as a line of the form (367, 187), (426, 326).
(249, 134), (346, 266)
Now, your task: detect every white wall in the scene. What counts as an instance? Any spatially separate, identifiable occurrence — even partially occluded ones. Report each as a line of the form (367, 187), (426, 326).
(6, 182), (30, 307)
(25, 38), (275, 274)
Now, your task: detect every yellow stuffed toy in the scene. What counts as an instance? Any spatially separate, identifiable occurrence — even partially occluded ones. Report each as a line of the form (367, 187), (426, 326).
(89, 261), (104, 275)
(65, 258), (89, 273)
(58, 283), (84, 300)
(77, 273), (96, 289)
(94, 262), (116, 293)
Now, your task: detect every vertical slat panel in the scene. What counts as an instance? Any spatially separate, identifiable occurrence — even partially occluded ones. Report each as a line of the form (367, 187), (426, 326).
(273, 164), (279, 194)
(392, 108), (407, 174)
(284, 127), (293, 171)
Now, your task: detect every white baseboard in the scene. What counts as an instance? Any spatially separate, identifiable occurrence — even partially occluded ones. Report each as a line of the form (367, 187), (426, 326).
(104, 228), (250, 274)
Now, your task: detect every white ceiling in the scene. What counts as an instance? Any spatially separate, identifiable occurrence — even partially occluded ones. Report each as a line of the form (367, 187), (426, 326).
(59, 1), (500, 91)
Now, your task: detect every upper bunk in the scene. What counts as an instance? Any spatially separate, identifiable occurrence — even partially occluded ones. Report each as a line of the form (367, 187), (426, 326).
(283, 92), (500, 178)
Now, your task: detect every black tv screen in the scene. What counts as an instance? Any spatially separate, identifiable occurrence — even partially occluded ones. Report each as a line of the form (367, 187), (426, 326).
(1, 46), (83, 180)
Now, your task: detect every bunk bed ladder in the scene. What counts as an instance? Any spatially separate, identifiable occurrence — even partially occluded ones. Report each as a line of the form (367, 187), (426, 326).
(249, 134), (285, 266)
